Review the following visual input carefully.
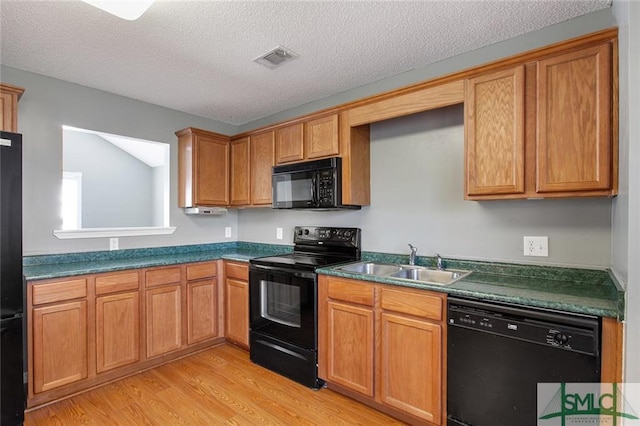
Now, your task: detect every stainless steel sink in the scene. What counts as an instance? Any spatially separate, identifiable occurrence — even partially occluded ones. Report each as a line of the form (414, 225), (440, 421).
(390, 267), (471, 285)
(337, 262), (402, 276)
(335, 261), (471, 285)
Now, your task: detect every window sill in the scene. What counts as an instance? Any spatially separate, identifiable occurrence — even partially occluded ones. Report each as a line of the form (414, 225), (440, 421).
(53, 227), (177, 239)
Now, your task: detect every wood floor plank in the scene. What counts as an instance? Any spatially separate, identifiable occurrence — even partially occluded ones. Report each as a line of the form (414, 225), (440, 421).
(25, 344), (403, 425)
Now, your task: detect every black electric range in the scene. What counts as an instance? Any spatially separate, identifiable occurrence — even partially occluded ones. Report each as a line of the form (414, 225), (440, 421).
(248, 226), (361, 388)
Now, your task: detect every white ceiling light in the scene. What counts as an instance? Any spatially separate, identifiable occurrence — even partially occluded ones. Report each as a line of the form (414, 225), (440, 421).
(81, 0), (154, 21)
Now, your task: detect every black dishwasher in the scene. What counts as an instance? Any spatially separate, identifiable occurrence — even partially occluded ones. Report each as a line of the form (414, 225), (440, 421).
(447, 297), (601, 426)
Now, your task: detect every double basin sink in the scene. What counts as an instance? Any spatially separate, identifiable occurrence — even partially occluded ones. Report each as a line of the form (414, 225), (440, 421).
(335, 261), (471, 285)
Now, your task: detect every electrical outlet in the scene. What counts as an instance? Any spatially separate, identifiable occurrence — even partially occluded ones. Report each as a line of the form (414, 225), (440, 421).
(524, 236), (548, 257)
(109, 237), (119, 251)
(225, 227), (232, 238)
(276, 227), (283, 240)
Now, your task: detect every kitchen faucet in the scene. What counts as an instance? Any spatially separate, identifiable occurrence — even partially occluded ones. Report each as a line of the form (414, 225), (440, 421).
(436, 253), (444, 270)
(408, 244), (418, 265)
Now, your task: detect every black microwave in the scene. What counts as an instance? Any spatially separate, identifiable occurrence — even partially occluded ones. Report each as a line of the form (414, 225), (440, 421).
(272, 157), (360, 210)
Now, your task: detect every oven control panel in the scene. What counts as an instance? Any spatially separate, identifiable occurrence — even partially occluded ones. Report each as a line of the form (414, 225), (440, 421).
(293, 226), (361, 246)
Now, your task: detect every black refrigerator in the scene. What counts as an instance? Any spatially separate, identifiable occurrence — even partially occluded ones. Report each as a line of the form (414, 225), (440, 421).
(0, 131), (25, 425)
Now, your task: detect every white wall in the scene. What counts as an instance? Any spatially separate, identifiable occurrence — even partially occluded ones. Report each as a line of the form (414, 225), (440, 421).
(239, 105), (612, 268)
(612, 0), (640, 384)
(1, 66), (239, 255)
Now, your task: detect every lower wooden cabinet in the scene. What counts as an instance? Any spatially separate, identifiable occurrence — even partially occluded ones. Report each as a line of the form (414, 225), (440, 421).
(27, 261), (225, 408)
(319, 275), (446, 426)
(145, 284), (182, 358)
(96, 291), (140, 373)
(187, 279), (219, 344)
(325, 300), (374, 397)
(32, 300), (88, 393)
(224, 261), (249, 348)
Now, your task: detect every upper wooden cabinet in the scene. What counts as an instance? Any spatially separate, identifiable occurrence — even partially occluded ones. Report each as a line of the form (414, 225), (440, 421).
(230, 137), (250, 206)
(275, 113), (340, 164)
(0, 83), (24, 132)
(230, 131), (275, 207)
(177, 127), (230, 207)
(465, 66), (525, 197)
(536, 43), (612, 194)
(465, 41), (616, 200)
(250, 131), (275, 205)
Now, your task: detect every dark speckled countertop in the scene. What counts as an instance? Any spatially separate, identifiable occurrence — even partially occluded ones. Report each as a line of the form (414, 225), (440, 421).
(317, 252), (624, 320)
(24, 243), (624, 320)
(23, 242), (291, 281)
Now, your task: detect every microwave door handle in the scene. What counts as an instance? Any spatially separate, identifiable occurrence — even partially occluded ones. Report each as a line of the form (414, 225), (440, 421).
(311, 175), (318, 205)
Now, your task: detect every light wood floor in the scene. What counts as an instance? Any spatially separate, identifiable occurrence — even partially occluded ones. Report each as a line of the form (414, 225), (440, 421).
(25, 344), (403, 425)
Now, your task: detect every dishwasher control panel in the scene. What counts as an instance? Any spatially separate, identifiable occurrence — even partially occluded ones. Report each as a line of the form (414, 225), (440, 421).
(448, 298), (600, 356)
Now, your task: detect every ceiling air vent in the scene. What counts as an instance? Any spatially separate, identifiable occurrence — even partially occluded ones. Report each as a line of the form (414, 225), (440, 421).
(254, 46), (298, 69)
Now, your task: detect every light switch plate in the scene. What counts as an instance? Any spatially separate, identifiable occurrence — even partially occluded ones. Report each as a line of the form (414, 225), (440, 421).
(225, 227), (232, 238)
(276, 227), (283, 240)
(524, 236), (548, 257)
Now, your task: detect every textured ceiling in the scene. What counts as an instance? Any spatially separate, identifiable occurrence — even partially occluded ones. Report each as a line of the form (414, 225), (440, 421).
(0, 0), (611, 126)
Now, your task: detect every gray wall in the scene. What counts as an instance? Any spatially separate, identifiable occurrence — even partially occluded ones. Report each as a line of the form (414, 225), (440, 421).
(152, 165), (166, 226)
(1, 66), (239, 255)
(612, 0), (639, 384)
(239, 105), (612, 268)
(63, 132), (154, 228)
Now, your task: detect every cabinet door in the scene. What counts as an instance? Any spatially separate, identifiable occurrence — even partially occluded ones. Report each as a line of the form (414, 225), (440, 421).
(0, 84), (23, 132)
(465, 66), (525, 197)
(96, 292), (140, 373)
(187, 279), (218, 344)
(537, 43), (612, 193)
(326, 300), (374, 397)
(145, 285), (182, 358)
(250, 131), (275, 205)
(380, 312), (442, 424)
(230, 137), (250, 206)
(194, 133), (230, 206)
(305, 114), (340, 159)
(33, 301), (88, 393)
(224, 278), (249, 348)
(275, 123), (304, 164)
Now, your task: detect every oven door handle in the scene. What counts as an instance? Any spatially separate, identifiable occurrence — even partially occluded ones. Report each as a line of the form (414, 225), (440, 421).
(250, 264), (317, 280)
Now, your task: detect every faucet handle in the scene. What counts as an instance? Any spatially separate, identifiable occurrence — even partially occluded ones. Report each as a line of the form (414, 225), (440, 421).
(408, 243), (418, 253)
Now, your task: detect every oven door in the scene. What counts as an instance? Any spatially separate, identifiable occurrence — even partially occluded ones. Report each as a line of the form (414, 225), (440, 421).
(249, 264), (317, 350)
(272, 169), (318, 209)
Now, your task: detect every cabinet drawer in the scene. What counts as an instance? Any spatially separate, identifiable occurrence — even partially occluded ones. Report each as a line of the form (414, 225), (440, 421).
(327, 277), (374, 306)
(225, 262), (248, 281)
(186, 262), (217, 281)
(145, 267), (182, 288)
(95, 271), (139, 295)
(380, 287), (442, 321)
(32, 278), (87, 305)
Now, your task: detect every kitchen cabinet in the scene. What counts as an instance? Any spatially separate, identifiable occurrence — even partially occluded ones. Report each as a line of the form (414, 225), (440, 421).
(250, 131), (275, 205)
(275, 113), (339, 164)
(230, 131), (275, 207)
(323, 278), (374, 397)
(27, 261), (226, 408)
(144, 266), (182, 358)
(230, 136), (250, 206)
(95, 271), (140, 373)
(177, 127), (230, 207)
(465, 66), (525, 197)
(318, 275), (445, 425)
(186, 262), (219, 344)
(31, 278), (88, 393)
(0, 83), (24, 132)
(223, 261), (249, 349)
(465, 41), (616, 199)
(378, 287), (443, 424)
